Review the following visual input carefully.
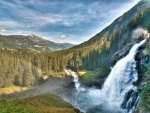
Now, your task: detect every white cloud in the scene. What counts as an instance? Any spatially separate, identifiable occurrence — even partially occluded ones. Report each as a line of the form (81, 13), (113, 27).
(0, 19), (24, 29)
(57, 35), (68, 43)
(59, 35), (66, 39)
(0, 28), (6, 32)
(0, 0), (141, 43)
(17, 31), (23, 34)
(0, 0), (140, 28)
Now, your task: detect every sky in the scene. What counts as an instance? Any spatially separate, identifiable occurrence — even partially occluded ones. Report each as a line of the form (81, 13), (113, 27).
(0, 0), (140, 44)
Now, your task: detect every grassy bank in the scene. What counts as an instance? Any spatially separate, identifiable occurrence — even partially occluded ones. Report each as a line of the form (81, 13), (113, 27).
(0, 94), (78, 113)
(79, 70), (100, 81)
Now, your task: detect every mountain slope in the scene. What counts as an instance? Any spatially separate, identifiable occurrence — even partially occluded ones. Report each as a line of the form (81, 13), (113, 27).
(70, 0), (149, 49)
(0, 34), (74, 52)
(0, 0), (149, 89)
(56, 0), (150, 71)
(0, 1), (150, 113)
(36, 0), (150, 86)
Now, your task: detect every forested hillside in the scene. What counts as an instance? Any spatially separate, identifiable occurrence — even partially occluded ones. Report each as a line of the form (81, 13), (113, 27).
(0, 34), (74, 53)
(0, 0), (150, 89)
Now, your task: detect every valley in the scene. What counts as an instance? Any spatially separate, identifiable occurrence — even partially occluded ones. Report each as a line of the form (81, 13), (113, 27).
(0, 0), (150, 113)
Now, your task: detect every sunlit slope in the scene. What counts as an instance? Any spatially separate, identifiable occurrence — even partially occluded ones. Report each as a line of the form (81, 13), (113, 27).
(0, 0), (150, 88)
(0, 94), (78, 113)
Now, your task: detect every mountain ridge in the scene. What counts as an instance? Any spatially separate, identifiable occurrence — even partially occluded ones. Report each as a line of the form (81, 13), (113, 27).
(0, 34), (75, 52)
(69, 0), (150, 50)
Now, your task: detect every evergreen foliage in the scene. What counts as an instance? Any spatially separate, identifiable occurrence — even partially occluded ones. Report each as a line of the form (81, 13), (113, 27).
(0, 1), (149, 88)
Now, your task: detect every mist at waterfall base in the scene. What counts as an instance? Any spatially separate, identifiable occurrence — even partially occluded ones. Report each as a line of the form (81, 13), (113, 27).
(65, 39), (147, 113)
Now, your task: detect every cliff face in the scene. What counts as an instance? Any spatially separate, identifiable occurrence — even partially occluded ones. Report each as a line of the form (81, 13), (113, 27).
(137, 38), (150, 113)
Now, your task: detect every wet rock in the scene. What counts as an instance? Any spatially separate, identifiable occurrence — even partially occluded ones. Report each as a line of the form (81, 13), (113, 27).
(87, 104), (123, 113)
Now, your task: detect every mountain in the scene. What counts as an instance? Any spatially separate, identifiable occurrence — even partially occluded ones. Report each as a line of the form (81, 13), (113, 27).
(0, 0), (149, 86)
(57, 43), (75, 49)
(55, 0), (150, 73)
(0, 34), (74, 52)
(0, 0), (150, 112)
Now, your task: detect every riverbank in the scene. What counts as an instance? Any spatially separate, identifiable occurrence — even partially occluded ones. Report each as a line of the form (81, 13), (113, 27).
(0, 94), (80, 113)
(0, 76), (81, 113)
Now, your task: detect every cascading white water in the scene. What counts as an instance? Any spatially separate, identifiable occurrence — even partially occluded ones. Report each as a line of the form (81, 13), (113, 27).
(66, 69), (86, 110)
(66, 69), (85, 92)
(99, 39), (146, 106)
(67, 39), (146, 113)
(67, 69), (80, 91)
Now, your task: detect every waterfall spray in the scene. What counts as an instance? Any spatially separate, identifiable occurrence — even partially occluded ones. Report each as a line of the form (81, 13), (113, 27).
(67, 39), (146, 113)
(100, 39), (146, 106)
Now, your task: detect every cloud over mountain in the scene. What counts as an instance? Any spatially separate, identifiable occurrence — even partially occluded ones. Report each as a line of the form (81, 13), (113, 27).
(0, 0), (140, 44)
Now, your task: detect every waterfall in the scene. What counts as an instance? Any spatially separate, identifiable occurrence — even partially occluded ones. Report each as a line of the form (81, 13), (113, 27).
(67, 39), (146, 113)
(66, 69), (85, 92)
(100, 39), (146, 107)
(69, 70), (80, 91)
(65, 69), (81, 107)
